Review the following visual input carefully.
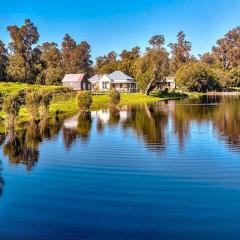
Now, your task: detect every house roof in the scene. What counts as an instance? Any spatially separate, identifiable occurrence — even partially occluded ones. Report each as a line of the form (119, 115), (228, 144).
(164, 77), (175, 83)
(108, 71), (134, 81)
(156, 77), (175, 83)
(62, 74), (85, 83)
(88, 74), (103, 83)
(88, 71), (135, 83)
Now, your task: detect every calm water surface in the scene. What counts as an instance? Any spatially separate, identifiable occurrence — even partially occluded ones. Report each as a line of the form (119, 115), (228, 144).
(0, 96), (240, 240)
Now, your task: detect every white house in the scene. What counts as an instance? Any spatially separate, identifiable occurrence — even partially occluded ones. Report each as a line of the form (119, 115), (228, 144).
(88, 71), (136, 92)
(156, 77), (176, 90)
(165, 77), (176, 89)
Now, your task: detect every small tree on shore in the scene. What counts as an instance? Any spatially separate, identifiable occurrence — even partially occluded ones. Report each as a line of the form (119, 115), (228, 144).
(3, 93), (23, 129)
(39, 92), (53, 118)
(25, 89), (42, 120)
(109, 89), (120, 106)
(76, 91), (92, 111)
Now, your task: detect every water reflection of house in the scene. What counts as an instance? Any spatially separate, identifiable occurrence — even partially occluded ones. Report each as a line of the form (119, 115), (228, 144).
(63, 114), (80, 129)
(91, 107), (130, 124)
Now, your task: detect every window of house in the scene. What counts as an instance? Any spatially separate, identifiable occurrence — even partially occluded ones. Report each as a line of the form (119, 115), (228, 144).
(83, 82), (86, 89)
(120, 83), (123, 88)
(102, 82), (107, 89)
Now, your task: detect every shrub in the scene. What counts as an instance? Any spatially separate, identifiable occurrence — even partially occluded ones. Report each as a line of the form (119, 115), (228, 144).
(76, 91), (92, 111)
(39, 92), (53, 117)
(211, 68), (231, 89)
(3, 93), (23, 128)
(229, 67), (240, 87)
(109, 89), (120, 105)
(24, 89), (42, 120)
(176, 62), (219, 92)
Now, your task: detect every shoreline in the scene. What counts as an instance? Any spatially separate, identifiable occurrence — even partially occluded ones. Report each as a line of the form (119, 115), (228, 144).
(0, 93), (184, 133)
(1, 82), (239, 132)
(205, 92), (240, 96)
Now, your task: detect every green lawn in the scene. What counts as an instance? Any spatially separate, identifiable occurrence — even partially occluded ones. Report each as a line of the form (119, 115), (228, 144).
(0, 82), (63, 96)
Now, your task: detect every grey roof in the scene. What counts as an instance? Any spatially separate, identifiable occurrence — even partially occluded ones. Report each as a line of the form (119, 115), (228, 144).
(88, 74), (103, 83)
(88, 71), (135, 83)
(108, 71), (134, 81)
(62, 74), (85, 83)
(164, 77), (175, 83)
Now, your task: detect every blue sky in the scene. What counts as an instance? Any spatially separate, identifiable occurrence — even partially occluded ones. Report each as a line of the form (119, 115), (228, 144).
(1, 0), (240, 60)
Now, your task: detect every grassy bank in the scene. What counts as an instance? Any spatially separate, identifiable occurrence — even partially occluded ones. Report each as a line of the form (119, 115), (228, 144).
(0, 82), (185, 126)
(0, 82), (63, 96)
(48, 93), (164, 118)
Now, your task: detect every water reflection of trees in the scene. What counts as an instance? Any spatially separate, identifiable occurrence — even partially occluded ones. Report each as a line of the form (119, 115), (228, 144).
(173, 96), (240, 151)
(0, 134), (5, 196)
(123, 105), (168, 152)
(2, 117), (62, 171)
(121, 96), (240, 152)
(63, 127), (78, 150)
(77, 112), (92, 142)
(212, 97), (240, 149)
(0, 161), (3, 197)
(1, 96), (239, 172)
(172, 104), (215, 149)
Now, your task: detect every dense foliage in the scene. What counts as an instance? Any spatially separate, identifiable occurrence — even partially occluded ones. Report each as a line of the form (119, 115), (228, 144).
(109, 89), (120, 105)
(76, 91), (92, 110)
(176, 63), (219, 92)
(1, 19), (92, 85)
(0, 19), (240, 92)
(24, 89), (42, 120)
(3, 93), (23, 128)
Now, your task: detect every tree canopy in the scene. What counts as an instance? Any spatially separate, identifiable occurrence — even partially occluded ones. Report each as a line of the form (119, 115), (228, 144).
(0, 19), (240, 92)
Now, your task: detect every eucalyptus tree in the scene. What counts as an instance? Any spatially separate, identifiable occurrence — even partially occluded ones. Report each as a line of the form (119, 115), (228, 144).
(6, 19), (40, 83)
(37, 42), (63, 85)
(61, 34), (93, 76)
(212, 26), (240, 70)
(132, 35), (170, 95)
(0, 40), (8, 81)
(169, 31), (193, 73)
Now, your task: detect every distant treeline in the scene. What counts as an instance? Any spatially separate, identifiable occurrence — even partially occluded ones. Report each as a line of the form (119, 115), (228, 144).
(0, 19), (240, 92)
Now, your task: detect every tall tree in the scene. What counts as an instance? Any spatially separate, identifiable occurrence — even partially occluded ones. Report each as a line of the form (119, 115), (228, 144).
(212, 26), (240, 69)
(7, 19), (40, 83)
(149, 35), (165, 49)
(106, 51), (118, 63)
(120, 46), (140, 60)
(169, 31), (193, 73)
(61, 34), (77, 73)
(0, 40), (8, 81)
(95, 51), (118, 73)
(61, 34), (92, 76)
(133, 35), (170, 94)
(200, 52), (216, 65)
(74, 41), (93, 76)
(39, 42), (62, 68)
(37, 42), (64, 85)
(118, 46), (140, 75)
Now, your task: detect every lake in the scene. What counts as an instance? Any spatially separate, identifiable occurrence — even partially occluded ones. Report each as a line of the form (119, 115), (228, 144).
(0, 95), (240, 240)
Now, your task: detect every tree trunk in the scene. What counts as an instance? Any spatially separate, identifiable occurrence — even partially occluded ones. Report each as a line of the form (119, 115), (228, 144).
(145, 78), (155, 95)
(144, 66), (158, 96)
